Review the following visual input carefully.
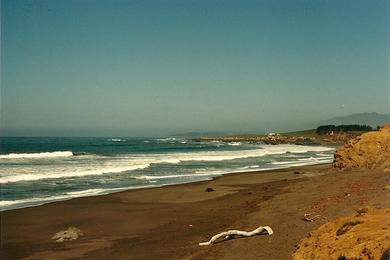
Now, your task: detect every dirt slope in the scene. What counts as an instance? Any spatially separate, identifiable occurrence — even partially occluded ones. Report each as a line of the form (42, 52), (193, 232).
(333, 125), (390, 170)
(292, 207), (390, 260)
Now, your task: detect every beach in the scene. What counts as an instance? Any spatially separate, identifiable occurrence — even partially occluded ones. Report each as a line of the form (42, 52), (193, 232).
(1, 163), (389, 259)
(3, 0), (389, 258)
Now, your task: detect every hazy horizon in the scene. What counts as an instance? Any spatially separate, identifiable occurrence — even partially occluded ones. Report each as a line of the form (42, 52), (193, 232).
(1, 0), (389, 137)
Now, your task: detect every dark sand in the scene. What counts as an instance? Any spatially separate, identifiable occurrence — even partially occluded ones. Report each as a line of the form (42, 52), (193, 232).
(1, 164), (389, 260)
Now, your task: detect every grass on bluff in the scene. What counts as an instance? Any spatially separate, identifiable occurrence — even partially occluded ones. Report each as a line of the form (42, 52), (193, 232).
(280, 129), (370, 137)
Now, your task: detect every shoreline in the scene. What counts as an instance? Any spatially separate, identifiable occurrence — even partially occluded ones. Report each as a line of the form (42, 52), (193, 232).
(1, 161), (333, 212)
(1, 163), (389, 259)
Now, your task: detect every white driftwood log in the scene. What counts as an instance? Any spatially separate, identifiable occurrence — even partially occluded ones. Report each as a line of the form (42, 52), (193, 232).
(199, 226), (273, 246)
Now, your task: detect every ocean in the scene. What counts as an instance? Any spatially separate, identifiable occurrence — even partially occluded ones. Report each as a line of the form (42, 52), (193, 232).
(0, 137), (335, 211)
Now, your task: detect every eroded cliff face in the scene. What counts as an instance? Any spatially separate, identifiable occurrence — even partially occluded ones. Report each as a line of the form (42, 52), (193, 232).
(333, 124), (390, 170)
(292, 208), (390, 260)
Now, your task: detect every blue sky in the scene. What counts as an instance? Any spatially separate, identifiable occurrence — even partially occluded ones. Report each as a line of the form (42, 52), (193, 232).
(1, 0), (389, 136)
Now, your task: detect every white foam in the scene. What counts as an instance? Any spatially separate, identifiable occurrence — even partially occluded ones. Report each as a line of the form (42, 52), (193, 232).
(134, 172), (222, 180)
(0, 196), (70, 207)
(284, 154), (301, 158)
(0, 144), (335, 184)
(0, 186), (155, 211)
(316, 153), (334, 157)
(228, 142), (242, 146)
(238, 165), (260, 170)
(271, 161), (299, 165)
(297, 157), (317, 161)
(0, 151), (73, 159)
(152, 144), (334, 163)
(0, 164), (151, 184)
(109, 138), (126, 142)
(0, 145), (336, 210)
(156, 138), (178, 142)
(272, 158), (332, 166)
(298, 156), (333, 161)
(153, 145), (325, 164)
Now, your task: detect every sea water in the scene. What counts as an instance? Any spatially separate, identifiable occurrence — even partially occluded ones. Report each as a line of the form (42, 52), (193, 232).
(0, 137), (335, 211)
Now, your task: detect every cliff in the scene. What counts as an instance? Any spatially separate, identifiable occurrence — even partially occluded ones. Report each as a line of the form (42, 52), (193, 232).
(292, 208), (390, 260)
(333, 124), (390, 170)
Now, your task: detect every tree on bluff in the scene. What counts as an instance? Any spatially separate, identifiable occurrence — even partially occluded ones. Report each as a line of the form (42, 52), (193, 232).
(316, 124), (373, 135)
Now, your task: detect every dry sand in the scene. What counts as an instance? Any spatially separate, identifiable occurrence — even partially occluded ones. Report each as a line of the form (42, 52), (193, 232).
(1, 164), (389, 260)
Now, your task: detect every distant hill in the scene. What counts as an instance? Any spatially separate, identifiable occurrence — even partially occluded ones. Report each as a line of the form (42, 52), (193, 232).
(169, 131), (226, 138)
(319, 112), (390, 128)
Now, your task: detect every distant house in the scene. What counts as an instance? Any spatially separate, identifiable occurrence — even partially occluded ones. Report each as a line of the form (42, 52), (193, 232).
(267, 133), (280, 141)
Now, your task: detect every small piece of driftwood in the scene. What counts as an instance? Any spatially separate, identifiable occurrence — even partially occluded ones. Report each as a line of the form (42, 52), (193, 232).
(303, 213), (326, 222)
(199, 226), (273, 246)
(52, 227), (83, 242)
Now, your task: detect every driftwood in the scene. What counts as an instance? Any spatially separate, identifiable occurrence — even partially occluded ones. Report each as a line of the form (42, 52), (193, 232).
(303, 213), (327, 222)
(199, 226), (273, 246)
(52, 227), (83, 242)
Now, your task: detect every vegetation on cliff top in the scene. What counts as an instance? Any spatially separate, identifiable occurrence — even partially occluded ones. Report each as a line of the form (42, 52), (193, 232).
(316, 124), (373, 135)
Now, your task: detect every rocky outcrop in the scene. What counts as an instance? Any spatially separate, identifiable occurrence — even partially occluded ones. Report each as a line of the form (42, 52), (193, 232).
(197, 136), (320, 145)
(292, 207), (390, 260)
(333, 125), (390, 170)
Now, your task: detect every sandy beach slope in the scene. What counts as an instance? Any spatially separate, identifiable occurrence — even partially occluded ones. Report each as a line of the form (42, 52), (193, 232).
(1, 164), (389, 259)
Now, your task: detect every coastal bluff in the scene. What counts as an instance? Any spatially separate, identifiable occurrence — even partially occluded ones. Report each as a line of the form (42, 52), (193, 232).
(293, 125), (390, 260)
(292, 207), (390, 260)
(333, 124), (390, 170)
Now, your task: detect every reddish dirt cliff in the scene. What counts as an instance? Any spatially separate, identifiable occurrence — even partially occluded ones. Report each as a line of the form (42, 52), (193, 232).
(333, 124), (390, 170)
(292, 208), (390, 260)
(293, 125), (390, 260)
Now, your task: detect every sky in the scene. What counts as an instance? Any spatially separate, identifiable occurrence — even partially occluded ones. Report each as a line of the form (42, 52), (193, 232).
(1, 0), (389, 137)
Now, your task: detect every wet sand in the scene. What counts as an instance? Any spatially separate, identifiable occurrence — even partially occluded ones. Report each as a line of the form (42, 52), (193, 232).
(1, 164), (389, 260)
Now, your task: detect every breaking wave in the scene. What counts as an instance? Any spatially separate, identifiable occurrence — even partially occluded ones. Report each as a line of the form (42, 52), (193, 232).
(0, 186), (155, 211)
(0, 145), (334, 184)
(0, 164), (151, 184)
(0, 151), (74, 159)
(108, 138), (126, 142)
(228, 142), (242, 146)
